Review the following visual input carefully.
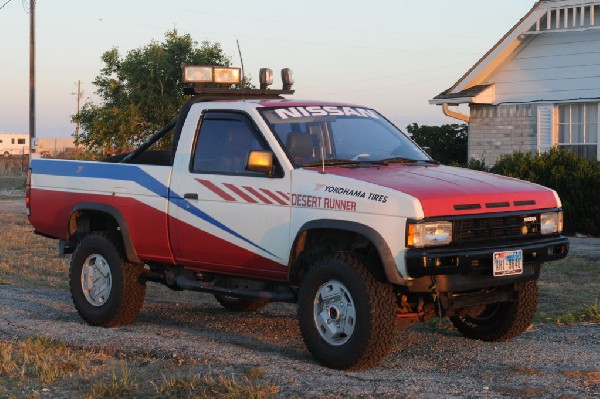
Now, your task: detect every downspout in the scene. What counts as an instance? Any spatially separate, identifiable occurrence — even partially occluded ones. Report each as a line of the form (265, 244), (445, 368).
(442, 103), (470, 123)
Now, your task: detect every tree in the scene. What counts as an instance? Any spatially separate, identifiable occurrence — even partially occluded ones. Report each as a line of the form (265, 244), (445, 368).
(73, 30), (231, 155)
(406, 123), (468, 165)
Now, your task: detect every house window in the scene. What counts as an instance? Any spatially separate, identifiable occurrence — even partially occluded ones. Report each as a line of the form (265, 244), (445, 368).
(557, 103), (598, 160)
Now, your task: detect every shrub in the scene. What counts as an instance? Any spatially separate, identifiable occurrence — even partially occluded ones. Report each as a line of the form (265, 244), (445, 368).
(456, 158), (489, 171)
(406, 123), (468, 165)
(489, 149), (600, 235)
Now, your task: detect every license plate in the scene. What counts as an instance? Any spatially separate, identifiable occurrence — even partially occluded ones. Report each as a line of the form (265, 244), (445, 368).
(493, 250), (523, 277)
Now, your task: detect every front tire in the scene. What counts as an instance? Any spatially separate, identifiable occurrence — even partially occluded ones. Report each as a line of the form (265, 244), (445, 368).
(297, 253), (396, 370)
(69, 231), (146, 327)
(449, 281), (538, 341)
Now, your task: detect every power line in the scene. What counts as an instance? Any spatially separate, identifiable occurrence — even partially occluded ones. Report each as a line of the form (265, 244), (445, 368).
(0, 0), (15, 11)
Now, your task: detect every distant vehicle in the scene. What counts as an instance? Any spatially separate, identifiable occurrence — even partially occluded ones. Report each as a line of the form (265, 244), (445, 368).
(0, 133), (29, 156)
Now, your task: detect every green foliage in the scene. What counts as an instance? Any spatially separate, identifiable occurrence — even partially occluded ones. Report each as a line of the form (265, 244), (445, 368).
(73, 30), (231, 155)
(453, 158), (489, 171)
(406, 123), (468, 165)
(489, 148), (600, 235)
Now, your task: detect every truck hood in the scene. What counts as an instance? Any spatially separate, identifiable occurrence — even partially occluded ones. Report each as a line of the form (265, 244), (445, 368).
(322, 164), (559, 217)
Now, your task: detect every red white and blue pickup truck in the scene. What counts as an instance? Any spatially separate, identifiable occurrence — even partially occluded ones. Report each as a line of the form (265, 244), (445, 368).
(27, 66), (568, 370)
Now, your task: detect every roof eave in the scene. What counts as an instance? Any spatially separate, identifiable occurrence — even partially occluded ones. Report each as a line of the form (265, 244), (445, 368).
(448, 1), (546, 95)
(429, 97), (473, 105)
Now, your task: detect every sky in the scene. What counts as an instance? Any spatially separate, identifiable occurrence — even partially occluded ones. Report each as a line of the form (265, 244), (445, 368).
(0, 0), (538, 138)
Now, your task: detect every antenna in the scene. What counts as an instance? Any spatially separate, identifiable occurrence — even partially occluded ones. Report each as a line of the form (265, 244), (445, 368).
(318, 134), (326, 174)
(236, 39), (245, 84)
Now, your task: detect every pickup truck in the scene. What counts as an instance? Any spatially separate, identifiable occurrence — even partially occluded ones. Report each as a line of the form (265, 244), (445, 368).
(27, 65), (569, 370)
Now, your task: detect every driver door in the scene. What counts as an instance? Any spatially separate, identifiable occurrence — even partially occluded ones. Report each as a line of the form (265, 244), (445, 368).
(168, 110), (291, 281)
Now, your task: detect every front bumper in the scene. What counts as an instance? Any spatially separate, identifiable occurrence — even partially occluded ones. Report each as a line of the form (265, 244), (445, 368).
(405, 235), (568, 291)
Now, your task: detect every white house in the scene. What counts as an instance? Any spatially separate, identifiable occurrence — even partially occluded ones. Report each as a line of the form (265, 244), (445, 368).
(430, 0), (600, 164)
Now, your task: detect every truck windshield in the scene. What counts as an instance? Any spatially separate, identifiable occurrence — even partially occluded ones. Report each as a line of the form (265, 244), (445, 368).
(259, 105), (430, 167)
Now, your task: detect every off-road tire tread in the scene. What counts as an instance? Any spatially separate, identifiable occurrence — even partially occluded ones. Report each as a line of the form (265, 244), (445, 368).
(450, 280), (538, 342)
(214, 294), (269, 312)
(298, 252), (396, 370)
(69, 231), (146, 327)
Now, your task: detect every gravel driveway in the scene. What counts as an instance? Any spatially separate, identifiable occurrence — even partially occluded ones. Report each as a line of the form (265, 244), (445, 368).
(0, 198), (598, 398)
(0, 284), (598, 398)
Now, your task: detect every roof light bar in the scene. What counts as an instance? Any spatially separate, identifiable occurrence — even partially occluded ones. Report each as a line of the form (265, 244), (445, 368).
(181, 65), (295, 98)
(214, 67), (241, 85)
(259, 68), (273, 89)
(281, 68), (294, 90)
(182, 66), (241, 85)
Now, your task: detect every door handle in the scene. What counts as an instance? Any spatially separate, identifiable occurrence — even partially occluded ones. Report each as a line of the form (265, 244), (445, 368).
(184, 193), (198, 200)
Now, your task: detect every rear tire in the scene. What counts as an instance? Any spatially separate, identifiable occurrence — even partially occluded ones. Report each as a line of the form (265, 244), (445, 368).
(214, 294), (268, 312)
(69, 231), (146, 327)
(297, 253), (396, 370)
(449, 281), (538, 341)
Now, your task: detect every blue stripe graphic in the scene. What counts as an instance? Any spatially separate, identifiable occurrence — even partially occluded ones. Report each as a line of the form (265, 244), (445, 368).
(31, 159), (279, 259)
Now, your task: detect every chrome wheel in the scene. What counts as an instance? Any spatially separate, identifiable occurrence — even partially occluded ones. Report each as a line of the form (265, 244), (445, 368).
(81, 254), (112, 307)
(313, 280), (356, 346)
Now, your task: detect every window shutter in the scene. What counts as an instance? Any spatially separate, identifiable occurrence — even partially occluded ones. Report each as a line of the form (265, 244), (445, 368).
(537, 105), (553, 153)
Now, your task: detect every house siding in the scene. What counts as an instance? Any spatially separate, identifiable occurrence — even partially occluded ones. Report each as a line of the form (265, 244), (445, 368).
(468, 104), (538, 165)
(490, 30), (600, 104)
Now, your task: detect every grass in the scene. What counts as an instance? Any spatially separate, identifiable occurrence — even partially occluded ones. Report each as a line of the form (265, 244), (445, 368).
(0, 176), (26, 190)
(0, 212), (69, 290)
(536, 257), (600, 324)
(0, 335), (279, 399)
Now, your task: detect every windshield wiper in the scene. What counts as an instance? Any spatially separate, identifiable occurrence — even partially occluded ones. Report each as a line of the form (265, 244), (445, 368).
(302, 159), (391, 168)
(380, 157), (439, 165)
(302, 157), (437, 168)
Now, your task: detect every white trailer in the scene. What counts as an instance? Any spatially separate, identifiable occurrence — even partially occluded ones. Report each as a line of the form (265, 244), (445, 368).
(0, 133), (30, 156)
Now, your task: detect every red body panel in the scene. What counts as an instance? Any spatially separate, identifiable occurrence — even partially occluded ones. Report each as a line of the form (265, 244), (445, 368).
(29, 188), (287, 280)
(169, 217), (288, 281)
(29, 188), (173, 262)
(323, 164), (558, 217)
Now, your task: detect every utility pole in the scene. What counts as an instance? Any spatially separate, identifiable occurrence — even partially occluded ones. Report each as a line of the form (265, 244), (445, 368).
(74, 80), (82, 157)
(29, 0), (36, 155)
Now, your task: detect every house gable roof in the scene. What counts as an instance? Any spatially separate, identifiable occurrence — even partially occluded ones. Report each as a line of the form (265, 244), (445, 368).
(430, 84), (494, 105)
(430, 0), (600, 104)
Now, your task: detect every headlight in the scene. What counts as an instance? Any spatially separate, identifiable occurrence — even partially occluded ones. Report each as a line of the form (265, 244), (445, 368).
(540, 211), (563, 235)
(407, 221), (452, 248)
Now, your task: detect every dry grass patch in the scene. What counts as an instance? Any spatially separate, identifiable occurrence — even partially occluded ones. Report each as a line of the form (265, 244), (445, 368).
(153, 373), (280, 399)
(0, 336), (280, 399)
(0, 336), (92, 384)
(512, 366), (544, 376)
(563, 370), (600, 386)
(491, 386), (549, 398)
(0, 176), (25, 190)
(536, 257), (600, 323)
(0, 212), (69, 289)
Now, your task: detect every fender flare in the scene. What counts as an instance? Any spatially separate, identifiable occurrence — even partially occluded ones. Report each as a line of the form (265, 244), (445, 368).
(292, 219), (409, 285)
(69, 203), (141, 264)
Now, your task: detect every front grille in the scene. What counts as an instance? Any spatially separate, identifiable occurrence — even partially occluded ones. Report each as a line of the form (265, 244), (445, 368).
(453, 214), (541, 244)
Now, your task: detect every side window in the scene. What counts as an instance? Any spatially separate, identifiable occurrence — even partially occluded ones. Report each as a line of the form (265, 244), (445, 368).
(17, 139), (26, 145)
(191, 115), (268, 175)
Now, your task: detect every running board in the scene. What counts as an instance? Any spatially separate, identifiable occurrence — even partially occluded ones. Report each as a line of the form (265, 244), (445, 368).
(174, 275), (297, 303)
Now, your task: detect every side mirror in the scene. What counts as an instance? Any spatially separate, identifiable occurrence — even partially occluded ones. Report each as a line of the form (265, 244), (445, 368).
(246, 150), (274, 176)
